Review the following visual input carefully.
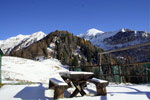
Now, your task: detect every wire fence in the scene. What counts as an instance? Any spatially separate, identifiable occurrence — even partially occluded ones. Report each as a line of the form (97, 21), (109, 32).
(69, 42), (150, 84)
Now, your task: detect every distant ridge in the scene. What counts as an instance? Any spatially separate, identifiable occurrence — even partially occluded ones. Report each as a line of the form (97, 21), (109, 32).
(79, 28), (150, 50)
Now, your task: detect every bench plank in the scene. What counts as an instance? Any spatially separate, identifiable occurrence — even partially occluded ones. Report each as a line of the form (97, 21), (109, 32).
(88, 78), (109, 96)
(49, 78), (68, 99)
(50, 78), (68, 86)
(89, 78), (108, 83)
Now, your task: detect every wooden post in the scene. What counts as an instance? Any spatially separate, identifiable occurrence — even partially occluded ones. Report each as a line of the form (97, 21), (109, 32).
(118, 65), (121, 83)
(96, 85), (107, 96)
(110, 65), (113, 82)
(0, 50), (3, 84)
(109, 54), (113, 82)
(99, 53), (102, 79)
(112, 66), (115, 82)
(0, 55), (1, 83)
(54, 86), (67, 99)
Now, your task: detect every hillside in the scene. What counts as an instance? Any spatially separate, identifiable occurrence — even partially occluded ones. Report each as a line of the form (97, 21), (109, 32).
(10, 30), (106, 66)
(2, 56), (67, 83)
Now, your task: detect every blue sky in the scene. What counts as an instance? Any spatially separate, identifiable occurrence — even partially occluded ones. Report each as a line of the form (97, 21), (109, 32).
(0, 0), (149, 40)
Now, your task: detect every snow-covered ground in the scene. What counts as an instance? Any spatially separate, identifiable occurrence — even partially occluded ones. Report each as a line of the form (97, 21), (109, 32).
(0, 56), (150, 100)
(1, 56), (68, 84)
(0, 83), (149, 100)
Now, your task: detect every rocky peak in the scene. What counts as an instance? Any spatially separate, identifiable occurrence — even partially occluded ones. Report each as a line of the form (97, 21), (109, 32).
(0, 31), (46, 55)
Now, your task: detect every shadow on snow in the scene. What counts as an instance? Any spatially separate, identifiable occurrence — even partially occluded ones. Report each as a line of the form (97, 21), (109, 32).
(14, 83), (53, 100)
(108, 86), (150, 99)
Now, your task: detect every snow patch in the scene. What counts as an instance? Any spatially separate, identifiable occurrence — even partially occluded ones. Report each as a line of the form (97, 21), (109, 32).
(2, 56), (68, 84)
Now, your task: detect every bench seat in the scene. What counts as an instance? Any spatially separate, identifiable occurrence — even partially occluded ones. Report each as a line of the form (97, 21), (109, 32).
(49, 78), (68, 99)
(88, 78), (109, 96)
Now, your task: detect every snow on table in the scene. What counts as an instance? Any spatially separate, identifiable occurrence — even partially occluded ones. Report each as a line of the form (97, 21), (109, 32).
(59, 71), (93, 77)
(59, 71), (94, 80)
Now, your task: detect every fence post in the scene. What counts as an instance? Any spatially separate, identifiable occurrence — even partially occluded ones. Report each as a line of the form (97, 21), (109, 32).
(0, 55), (2, 83)
(0, 56), (1, 83)
(118, 65), (121, 83)
(99, 53), (102, 79)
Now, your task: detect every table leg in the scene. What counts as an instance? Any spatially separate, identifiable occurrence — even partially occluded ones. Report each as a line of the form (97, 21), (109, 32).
(61, 76), (72, 87)
(70, 81), (86, 97)
(78, 82), (86, 95)
(70, 88), (80, 97)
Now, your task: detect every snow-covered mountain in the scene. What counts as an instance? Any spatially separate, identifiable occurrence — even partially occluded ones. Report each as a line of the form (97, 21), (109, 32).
(80, 28), (150, 50)
(79, 28), (104, 40)
(0, 34), (29, 55)
(0, 31), (46, 55)
(10, 30), (103, 66)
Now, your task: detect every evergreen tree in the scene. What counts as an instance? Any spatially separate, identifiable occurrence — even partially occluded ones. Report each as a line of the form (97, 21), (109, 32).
(80, 57), (86, 71)
(72, 56), (79, 66)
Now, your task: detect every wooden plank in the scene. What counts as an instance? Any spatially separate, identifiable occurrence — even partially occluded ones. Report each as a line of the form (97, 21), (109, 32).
(88, 78), (109, 96)
(88, 78), (108, 83)
(100, 42), (150, 55)
(49, 78), (68, 86)
(49, 78), (68, 99)
(60, 71), (94, 80)
(94, 61), (150, 68)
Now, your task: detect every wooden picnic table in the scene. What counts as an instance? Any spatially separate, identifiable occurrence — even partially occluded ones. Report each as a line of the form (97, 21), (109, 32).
(59, 71), (94, 97)
(49, 71), (109, 99)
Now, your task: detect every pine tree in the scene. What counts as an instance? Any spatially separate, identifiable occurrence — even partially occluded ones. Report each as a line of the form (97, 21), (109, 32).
(72, 56), (79, 66)
(80, 57), (86, 71)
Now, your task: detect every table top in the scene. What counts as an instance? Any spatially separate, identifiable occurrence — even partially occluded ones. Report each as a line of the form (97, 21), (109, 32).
(59, 71), (94, 80)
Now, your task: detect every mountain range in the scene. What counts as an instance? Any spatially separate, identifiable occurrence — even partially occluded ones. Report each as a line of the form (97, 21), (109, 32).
(0, 28), (149, 66)
(8, 30), (104, 66)
(79, 28), (150, 50)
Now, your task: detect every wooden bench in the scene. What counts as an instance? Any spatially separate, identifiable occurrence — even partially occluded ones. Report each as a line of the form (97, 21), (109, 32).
(88, 78), (109, 96)
(49, 78), (68, 99)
